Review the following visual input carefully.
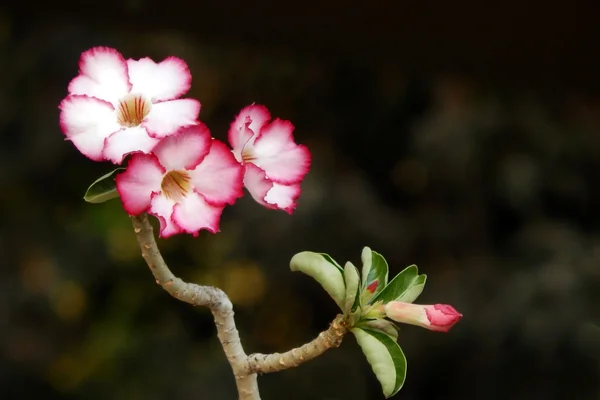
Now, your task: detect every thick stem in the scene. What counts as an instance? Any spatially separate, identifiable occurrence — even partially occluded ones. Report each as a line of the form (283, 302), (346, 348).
(131, 214), (259, 399)
(245, 314), (348, 374)
(131, 213), (350, 399)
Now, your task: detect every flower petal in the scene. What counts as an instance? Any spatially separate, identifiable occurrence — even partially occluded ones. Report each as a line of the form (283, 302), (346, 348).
(265, 182), (301, 214)
(143, 99), (200, 139)
(59, 95), (120, 161)
(149, 194), (181, 238)
(189, 139), (244, 205)
(173, 192), (224, 235)
(103, 126), (160, 164)
(251, 118), (311, 184)
(228, 104), (271, 154)
(384, 302), (462, 332)
(68, 47), (131, 104)
(243, 163), (273, 209)
(127, 56), (192, 101)
(242, 163), (300, 213)
(425, 304), (463, 332)
(115, 153), (165, 215)
(153, 124), (211, 171)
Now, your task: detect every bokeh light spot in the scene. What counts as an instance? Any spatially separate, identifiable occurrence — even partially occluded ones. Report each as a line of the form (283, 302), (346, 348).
(51, 281), (87, 321)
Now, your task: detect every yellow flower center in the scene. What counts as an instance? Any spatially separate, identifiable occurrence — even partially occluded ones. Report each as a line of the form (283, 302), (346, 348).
(116, 94), (151, 127)
(161, 170), (192, 201)
(241, 147), (256, 163)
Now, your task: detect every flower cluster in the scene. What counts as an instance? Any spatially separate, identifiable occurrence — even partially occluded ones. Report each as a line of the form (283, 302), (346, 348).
(59, 47), (311, 237)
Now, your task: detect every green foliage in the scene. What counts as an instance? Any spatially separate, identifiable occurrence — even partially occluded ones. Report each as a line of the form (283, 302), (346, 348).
(356, 319), (399, 340)
(290, 247), (426, 322)
(370, 265), (427, 304)
(290, 252), (346, 310)
(352, 327), (407, 398)
(290, 246), (427, 398)
(360, 247), (389, 303)
(83, 168), (125, 203)
(320, 253), (344, 272)
(343, 261), (360, 315)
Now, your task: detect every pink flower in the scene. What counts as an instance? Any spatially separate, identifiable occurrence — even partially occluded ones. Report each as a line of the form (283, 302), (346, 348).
(384, 301), (462, 332)
(228, 104), (311, 214)
(115, 124), (244, 238)
(59, 46), (201, 164)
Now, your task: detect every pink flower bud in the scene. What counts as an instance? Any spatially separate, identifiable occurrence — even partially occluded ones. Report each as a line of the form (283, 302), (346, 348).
(384, 301), (462, 332)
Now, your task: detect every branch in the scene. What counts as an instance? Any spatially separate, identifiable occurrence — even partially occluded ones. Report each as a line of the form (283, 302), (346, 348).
(245, 314), (348, 374)
(131, 214), (259, 399)
(131, 213), (350, 398)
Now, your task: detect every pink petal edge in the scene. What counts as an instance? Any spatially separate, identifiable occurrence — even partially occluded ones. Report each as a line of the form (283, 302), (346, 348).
(265, 182), (301, 214)
(116, 153), (166, 215)
(127, 56), (192, 102)
(149, 194), (182, 238)
(143, 98), (201, 139)
(103, 126), (161, 164)
(250, 118), (311, 184)
(58, 94), (120, 161)
(68, 47), (131, 103)
(189, 139), (244, 206)
(243, 163), (301, 213)
(152, 124), (212, 171)
(228, 103), (271, 153)
(172, 192), (224, 236)
(243, 163), (274, 209)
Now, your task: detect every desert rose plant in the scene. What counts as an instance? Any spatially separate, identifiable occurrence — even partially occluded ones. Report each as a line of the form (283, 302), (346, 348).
(59, 46), (462, 399)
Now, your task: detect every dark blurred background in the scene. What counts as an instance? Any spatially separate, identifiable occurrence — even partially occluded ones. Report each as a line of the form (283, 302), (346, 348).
(2, 1), (600, 399)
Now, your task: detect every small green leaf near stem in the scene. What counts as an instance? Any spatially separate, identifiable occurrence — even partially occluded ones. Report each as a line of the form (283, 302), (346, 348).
(83, 168), (125, 203)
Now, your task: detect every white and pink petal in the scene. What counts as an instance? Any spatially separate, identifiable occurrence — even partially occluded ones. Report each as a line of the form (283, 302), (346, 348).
(142, 98), (200, 139)
(127, 56), (192, 101)
(228, 104), (270, 153)
(152, 124), (211, 171)
(243, 163), (301, 213)
(172, 192), (224, 235)
(68, 47), (131, 104)
(59, 95), (121, 161)
(264, 182), (301, 214)
(251, 118), (311, 184)
(149, 194), (181, 238)
(103, 126), (161, 164)
(189, 139), (244, 205)
(243, 163), (273, 208)
(115, 153), (165, 215)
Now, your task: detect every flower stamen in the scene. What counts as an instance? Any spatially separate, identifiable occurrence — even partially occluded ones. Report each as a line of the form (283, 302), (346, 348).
(161, 170), (192, 201)
(116, 94), (151, 127)
(241, 147), (256, 163)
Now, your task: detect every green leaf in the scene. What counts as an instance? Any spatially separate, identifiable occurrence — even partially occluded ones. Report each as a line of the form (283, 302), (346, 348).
(360, 247), (389, 303)
(320, 253), (344, 272)
(290, 252), (346, 310)
(343, 261), (360, 315)
(352, 327), (407, 398)
(371, 265), (427, 304)
(83, 168), (125, 204)
(357, 319), (399, 340)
